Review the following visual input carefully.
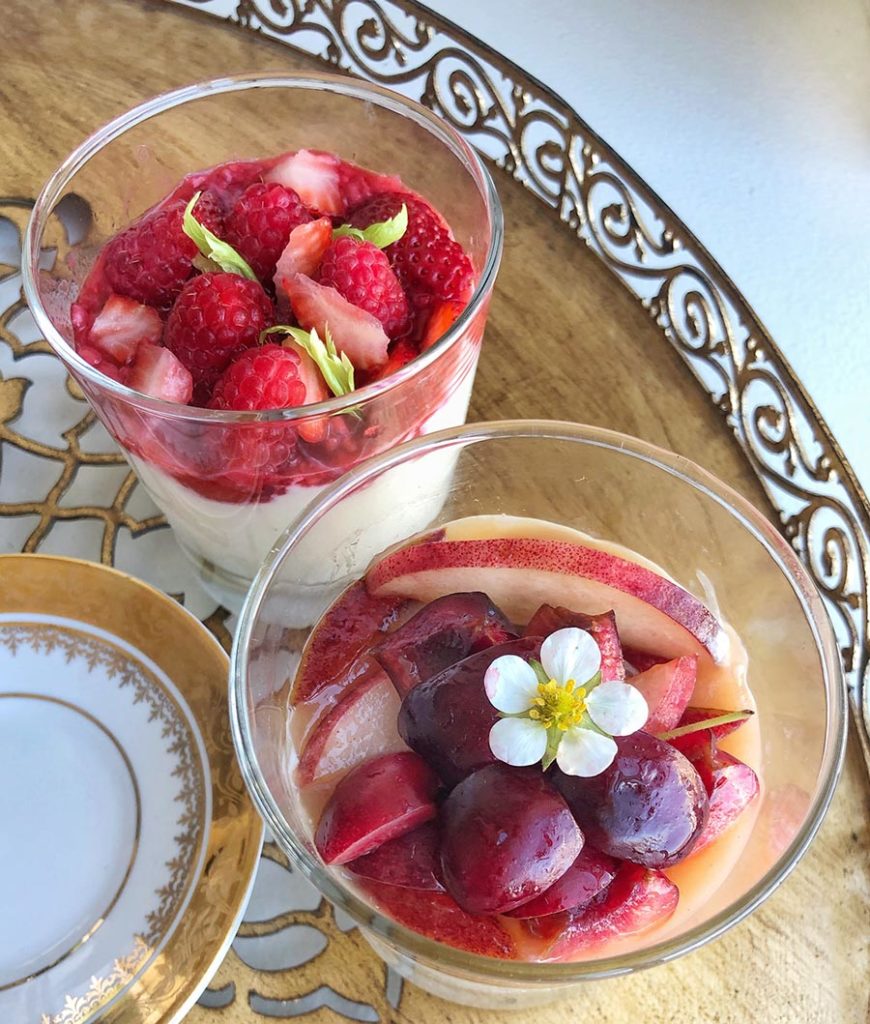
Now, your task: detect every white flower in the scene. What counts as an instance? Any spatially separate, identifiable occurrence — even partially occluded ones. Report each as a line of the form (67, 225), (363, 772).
(484, 627), (648, 777)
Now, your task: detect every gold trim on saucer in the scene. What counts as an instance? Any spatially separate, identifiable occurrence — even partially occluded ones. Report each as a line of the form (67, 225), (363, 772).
(0, 617), (208, 1020)
(0, 556), (264, 1024)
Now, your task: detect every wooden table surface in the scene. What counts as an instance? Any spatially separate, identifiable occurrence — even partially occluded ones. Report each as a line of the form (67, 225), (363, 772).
(2, 1), (868, 1022)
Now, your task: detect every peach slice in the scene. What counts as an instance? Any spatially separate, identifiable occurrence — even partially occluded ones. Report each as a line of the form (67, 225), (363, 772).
(297, 668), (407, 786)
(359, 880), (517, 958)
(315, 752), (439, 865)
(538, 863), (679, 961)
(367, 536), (728, 664)
(293, 579), (406, 704)
(631, 656), (698, 732)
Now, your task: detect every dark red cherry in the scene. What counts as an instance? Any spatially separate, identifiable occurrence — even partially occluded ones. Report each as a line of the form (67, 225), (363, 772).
(555, 731), (708, 868)
(373, 591), (516, 697)
(397, 637), (541, 787)
(439, 764), (583, 915)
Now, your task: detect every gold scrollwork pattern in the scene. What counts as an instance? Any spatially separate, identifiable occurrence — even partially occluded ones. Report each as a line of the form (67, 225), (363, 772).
(170, 0), (869, 773)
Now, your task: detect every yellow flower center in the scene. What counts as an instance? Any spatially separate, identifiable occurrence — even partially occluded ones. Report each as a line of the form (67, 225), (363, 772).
(527, 678), (587, 731)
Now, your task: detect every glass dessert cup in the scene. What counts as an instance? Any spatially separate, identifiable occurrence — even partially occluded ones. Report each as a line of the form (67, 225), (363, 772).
(231, 420), (846, 1010)
(23, 73), (502, 613)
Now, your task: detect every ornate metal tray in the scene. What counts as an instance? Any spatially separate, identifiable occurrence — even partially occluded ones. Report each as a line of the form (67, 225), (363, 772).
(0, 0), (866, 1021)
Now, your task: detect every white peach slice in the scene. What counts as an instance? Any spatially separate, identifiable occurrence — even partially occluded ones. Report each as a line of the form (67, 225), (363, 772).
(631, 656), (698, 731)
(297, 668), (407, 787)
(366, 536), (728, 665)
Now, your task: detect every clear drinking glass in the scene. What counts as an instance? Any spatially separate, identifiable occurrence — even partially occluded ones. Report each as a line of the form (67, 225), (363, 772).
(22, 73), (502, 612)
(230, 420), (845, 1010)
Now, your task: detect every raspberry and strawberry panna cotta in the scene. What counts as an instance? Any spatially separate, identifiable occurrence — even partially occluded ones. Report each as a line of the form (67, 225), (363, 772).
(291, 517), (762, 962)
(70, 150), (476, 495)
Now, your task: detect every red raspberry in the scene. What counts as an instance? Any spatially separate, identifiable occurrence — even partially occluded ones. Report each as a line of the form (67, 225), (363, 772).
(164, 272), (274, 400)
(225, 182), (312, 284)
(208, 343), (307, 411)
(103, 191), (224, 309)
(318, 236), (410, 339)
(349, 192), (474, 309)
(207, 344), (315, 478)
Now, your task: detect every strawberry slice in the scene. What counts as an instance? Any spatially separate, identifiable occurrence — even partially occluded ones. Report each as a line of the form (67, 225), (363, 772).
(266, 149), (343, 216)
(88, 294), (163, 364)
(420, 298), (465, 350)
(127, 343), (193, 404)
(274, 217), (333, 283)
(277, 271), (390, 371)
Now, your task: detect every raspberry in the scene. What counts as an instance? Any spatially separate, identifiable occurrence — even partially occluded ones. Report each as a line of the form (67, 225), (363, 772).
(103, 191), (224, 308)
(336, 159), (404, 210)
(207, 344), (315, 478)
(349, 192), (474, 309)
(224, 182), (312, 284)
(208, 343), (308, 411)
(164, 272), (274, 400)
(318, 236), (410, 339)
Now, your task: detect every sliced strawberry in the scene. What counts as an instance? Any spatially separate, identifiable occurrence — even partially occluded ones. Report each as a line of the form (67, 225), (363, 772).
(631, 655), (698, 732)
(370, 337), (418, 381)
(286, 341), (329, 444)
(274, 217), (333, 283)
(127, 343), (193, 404)
(78, 344), (126, 383)
(420, 298), (464, 350)
(88, 294), (163, 364)
(266, 149), (343, 216)
(277, 271), (390, 370)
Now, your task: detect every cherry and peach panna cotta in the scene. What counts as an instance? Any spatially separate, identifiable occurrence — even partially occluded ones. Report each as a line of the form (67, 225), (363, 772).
(68, 149), (476, 501)
(290, 518), (761, 963)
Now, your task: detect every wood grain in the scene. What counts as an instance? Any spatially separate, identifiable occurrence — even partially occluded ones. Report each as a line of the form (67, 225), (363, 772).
(3, 1), (868, 1021)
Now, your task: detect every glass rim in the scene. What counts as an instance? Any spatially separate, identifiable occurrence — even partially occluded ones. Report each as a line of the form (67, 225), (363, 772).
(22, 71), (503, 424)
(230, 419), (847, 982)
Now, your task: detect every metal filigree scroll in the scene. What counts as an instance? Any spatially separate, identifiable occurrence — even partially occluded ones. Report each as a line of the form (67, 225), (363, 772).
(171, 0), (870, 773)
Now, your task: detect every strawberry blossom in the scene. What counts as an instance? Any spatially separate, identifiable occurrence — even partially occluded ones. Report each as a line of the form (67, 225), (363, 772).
(484, 627), (648, 777)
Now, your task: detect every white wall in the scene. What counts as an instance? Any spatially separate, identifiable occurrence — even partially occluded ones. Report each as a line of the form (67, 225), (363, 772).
(426, 0), (870, 490)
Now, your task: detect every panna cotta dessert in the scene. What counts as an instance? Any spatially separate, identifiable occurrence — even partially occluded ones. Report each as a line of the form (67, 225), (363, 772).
(289, 515), (761, 962)
(68, 150), (486, 600)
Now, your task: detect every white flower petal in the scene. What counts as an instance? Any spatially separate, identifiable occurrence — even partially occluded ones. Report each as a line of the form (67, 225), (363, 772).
(586, 682), (649, 736)
(489, 717), (548, 766)
(483, 655), (540, 713)
(556, 727), (618, 777)
(540, 627), (601, 686)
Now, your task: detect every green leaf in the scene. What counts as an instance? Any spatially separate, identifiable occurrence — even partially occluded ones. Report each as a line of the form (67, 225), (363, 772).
(541, 726), (562, 771)
(183, 191), (257, 280)
(655, 709), (754, 742)
(332, 203), (408, 249)
(529, 658), (549, 685)
(261, 324), (355, 398)
(583, 669), (603, 692)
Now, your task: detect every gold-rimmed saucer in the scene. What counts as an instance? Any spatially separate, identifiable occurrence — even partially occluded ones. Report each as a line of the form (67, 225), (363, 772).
(0, 555), (263, 1024)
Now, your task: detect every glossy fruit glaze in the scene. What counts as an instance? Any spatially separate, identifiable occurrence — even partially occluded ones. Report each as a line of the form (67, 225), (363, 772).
(288, 516), (762, 962)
